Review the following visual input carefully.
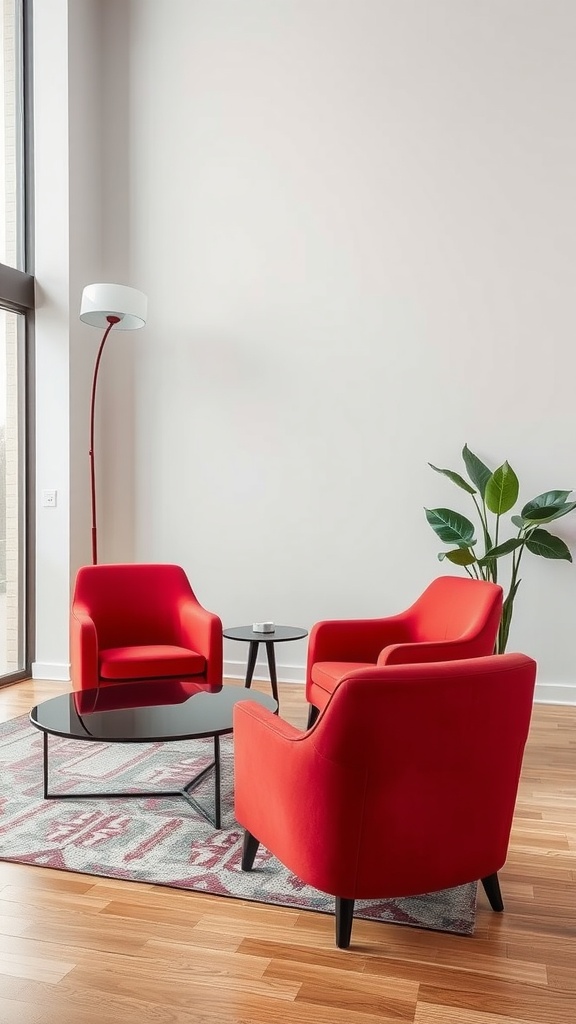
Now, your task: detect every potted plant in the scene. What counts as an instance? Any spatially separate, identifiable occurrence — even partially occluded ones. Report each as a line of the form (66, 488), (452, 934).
(425, 445), (575, 653)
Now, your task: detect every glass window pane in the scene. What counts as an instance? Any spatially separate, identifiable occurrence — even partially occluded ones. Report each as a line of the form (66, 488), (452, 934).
(0, 307), (24, 674)
(0, 0), (23, 270)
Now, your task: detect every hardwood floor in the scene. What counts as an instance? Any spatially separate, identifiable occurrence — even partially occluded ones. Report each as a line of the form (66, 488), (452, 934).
(0, 677), (575, 1024)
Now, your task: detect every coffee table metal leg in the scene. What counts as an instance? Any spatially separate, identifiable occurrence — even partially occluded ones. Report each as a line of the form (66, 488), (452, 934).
(214, 734), (221, 829)
(43, 732), (49, 798)
(181, 747), (222, 829)
(245, 641), (259, 688)
(41, 731), (224, 830)
(265, 641), (279, 706)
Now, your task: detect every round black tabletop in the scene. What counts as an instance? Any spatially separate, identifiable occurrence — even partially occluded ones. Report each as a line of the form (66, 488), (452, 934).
(223, 625), (308, 643)
(29, 681), (277, 744)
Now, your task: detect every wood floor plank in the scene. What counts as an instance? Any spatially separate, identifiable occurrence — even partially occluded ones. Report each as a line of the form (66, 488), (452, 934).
(363, 954), (550, 996)
(0, 996), (47, 1024)
(61, 962), (303, 1007)
(295, 977), (416, 1021)
(0, 949), (75, 985)
(0, 885), (111, 915)
(240, 935), (372, 971)
(547, 965), (576, 993)
(414, 1005), (531, 1024)
(418, 984), (575, 1024)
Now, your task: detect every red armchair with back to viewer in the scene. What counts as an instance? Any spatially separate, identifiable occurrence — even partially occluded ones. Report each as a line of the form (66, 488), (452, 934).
(306, 575), (503, 726)
(70, 563), (223, 693)
(234, 653), (536, 948)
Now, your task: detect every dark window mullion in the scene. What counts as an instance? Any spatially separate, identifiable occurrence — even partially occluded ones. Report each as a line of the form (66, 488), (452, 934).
(0, 263), (34, 310)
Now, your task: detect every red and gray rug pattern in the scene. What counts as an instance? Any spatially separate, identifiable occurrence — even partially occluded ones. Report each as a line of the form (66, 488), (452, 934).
(0, 715), (477, 935)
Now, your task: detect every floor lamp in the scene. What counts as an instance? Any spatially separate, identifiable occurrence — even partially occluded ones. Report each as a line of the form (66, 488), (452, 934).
(79, 283), (148, 564)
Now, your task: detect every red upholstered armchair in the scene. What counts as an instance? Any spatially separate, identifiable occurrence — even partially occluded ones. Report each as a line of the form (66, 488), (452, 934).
(306, 576), (503, 726)
(234, 654), (536, 948)
(70, 563), (223, 693)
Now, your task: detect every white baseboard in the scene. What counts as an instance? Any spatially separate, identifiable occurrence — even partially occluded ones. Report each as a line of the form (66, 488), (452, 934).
(32, 662), (71, 682)
(534, 681), (576, 705)
(31, 659), (298, 686)
(224, 658), (305, 685)
(29, 659), (576, 706)
(226, 660), (576, 705)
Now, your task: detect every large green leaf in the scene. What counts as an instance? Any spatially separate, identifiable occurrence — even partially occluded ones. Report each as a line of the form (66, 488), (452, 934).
(477, 538), (524, 565)
(525, 529), (573, 561)
(443, 548), (477, 566)
(485, 462), (519, 515)
(535, 501), (576, 523)
(428, 463), (476, 495)
(520, 500), (576, 524)
(462, 445), (492, 498)
(521, 490), (572, 518)
(425, 508), (476, 546)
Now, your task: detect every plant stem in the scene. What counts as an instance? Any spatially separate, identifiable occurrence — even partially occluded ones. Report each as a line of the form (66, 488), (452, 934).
(492, 513), (500, 585)
(498, 533), (526, 652)
(472, 494), (492, 553)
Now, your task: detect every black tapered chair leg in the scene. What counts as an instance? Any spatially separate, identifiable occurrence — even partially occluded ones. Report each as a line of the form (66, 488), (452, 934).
(481, 872), (504, 912)
(307, 704), (320, 729)
(335, 897), (355, 949)
(241, 830), (260, 871)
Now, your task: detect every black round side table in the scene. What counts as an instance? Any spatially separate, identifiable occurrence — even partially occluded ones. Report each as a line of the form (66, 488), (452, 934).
(223, 624), (308, 705)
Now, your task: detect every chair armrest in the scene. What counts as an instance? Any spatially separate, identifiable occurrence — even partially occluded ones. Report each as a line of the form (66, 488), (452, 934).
(70, 606), (99, 692)
(233, 699), (369, 893)
(378, 637), (484, 666)
(178, 598), (223, 689)
(234, 700), (310, 844)
(307, 615), (409, 678)
(234, 699), (303, 743)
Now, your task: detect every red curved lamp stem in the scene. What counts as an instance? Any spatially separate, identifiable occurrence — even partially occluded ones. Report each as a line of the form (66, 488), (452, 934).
(89, 315), (120, 564)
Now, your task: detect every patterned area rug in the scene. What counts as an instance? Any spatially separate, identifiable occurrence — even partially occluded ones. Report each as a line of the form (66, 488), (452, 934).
(0, 715), (477, 935)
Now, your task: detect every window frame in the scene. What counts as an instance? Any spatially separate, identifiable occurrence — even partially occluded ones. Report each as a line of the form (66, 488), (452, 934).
(0, 0), (34, 686)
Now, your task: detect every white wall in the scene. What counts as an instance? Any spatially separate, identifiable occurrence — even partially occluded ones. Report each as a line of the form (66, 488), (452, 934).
(35, 1), (576, 702)
(68, 1), (107, 579)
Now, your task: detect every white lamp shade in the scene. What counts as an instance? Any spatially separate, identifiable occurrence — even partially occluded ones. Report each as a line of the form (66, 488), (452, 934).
(79, 283), (147, 330)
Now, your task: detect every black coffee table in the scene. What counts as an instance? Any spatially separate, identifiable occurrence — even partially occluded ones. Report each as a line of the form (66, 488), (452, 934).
(223, 624), (308, 704)
(29, 680), (277, 829)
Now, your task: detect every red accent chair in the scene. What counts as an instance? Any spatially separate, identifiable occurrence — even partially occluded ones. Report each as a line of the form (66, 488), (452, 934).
(234, 654), (536, 948)
(70, 563), (223, 694)
(306, 576), (503, 727)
